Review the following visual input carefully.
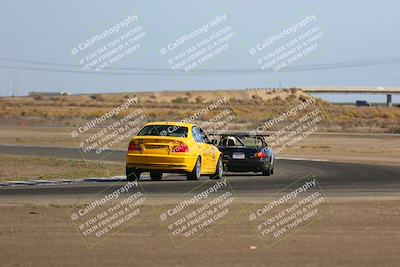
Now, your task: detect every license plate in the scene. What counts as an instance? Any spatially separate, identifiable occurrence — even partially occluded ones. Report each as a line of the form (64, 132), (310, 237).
(232, 152), (245, 159)
(146, 145), (165, 149)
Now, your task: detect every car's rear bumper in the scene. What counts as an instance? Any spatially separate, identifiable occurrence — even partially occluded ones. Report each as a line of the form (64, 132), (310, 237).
(223, 158), (270, 172)
(126, 153), (196, 172)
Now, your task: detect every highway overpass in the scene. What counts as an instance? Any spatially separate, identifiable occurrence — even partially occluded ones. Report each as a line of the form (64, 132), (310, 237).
(246, 87), (400, 106)
(303, 87), (400, 106)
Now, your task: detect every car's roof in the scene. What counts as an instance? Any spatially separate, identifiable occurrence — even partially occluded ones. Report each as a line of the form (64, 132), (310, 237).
(144, 121), (195, 128)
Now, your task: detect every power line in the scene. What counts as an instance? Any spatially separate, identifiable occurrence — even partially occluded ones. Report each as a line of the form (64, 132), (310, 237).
(0, 55), (399, 75)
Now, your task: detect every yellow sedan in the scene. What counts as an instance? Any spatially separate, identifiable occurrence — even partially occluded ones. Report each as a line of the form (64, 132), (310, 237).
(126, 122), (223, 181)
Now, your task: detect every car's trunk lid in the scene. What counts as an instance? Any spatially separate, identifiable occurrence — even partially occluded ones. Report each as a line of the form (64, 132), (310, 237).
(132, 137), (184, 155)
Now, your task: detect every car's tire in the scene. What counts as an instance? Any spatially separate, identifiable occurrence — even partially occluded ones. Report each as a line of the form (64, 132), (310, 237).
(126, 166), (140, 181)
(262, 169), (271, 176)
(187, 157), (201, 181)
(150, 171), (162, 181)
(262, 158), (274, 176)
(261, 164), (272, 176)
(223, 163), (229, 172)
(210, 156), (223, 180)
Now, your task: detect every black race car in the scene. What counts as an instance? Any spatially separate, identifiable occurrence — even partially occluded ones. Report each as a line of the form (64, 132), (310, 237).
(210, 133), (275, 176)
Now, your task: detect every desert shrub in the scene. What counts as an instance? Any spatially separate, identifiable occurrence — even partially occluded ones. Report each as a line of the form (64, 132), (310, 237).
(299, 95), (309, 102)
(391, 125), (400, 133)
(195, 96), (204, 103)
(171, 97), (189, 103)
(285, 94), (297, 102)
(147, 112), (157, 118)
(89, 94), (104, 101)
(251, 94), (263, 101)
(32, 95), (42, 101)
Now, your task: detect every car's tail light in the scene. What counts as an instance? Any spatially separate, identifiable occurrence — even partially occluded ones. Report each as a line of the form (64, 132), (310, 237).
(172, 143), (189, 153)
(255, 152), (267, 159)
(128, 141), (141, 152)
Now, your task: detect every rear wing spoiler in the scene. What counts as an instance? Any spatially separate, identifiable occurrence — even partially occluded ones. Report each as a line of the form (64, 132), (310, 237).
(208, 132), (270, 137)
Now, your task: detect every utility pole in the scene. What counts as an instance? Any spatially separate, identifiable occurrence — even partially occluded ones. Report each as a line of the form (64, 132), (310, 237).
(12, 77), (15, 97)
(15, 75), (19, 97)
(12, 75), (19, 97)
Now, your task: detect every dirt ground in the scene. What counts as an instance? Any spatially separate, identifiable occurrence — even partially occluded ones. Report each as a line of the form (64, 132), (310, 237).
(281, 133), (400, 165)
(0, 199), (399, 267)
(0, 154), (124, 181)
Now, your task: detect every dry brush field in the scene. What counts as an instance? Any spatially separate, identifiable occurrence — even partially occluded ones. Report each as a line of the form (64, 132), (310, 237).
(1, 88), (399, 133)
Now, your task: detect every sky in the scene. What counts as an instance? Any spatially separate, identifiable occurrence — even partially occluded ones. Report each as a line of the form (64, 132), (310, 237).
(0, 0), (399, 102)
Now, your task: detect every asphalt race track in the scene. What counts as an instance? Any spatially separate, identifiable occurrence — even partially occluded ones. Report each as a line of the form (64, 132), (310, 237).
(0, 145), (400, 201)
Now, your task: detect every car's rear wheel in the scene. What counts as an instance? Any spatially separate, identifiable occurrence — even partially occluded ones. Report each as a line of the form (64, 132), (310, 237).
(150, 171), (162, 181)
(262, 168), (271, 176)
(126, 166), (141, 181)
(187, 157), (201, 180)
(210, 156), (223, 180)
(262, 164), (274, 176)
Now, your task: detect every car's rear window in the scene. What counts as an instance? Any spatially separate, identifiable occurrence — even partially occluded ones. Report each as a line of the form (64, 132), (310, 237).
(137, 125), (188, 137)
(217, 136), (266, 147)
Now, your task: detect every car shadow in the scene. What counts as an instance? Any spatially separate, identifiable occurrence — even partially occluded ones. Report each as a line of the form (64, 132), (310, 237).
(136, 172), (263, 182)
(223, 173), (263, 177)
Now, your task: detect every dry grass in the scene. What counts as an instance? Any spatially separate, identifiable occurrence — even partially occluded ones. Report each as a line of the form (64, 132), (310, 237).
(1, 88), (400, 133)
